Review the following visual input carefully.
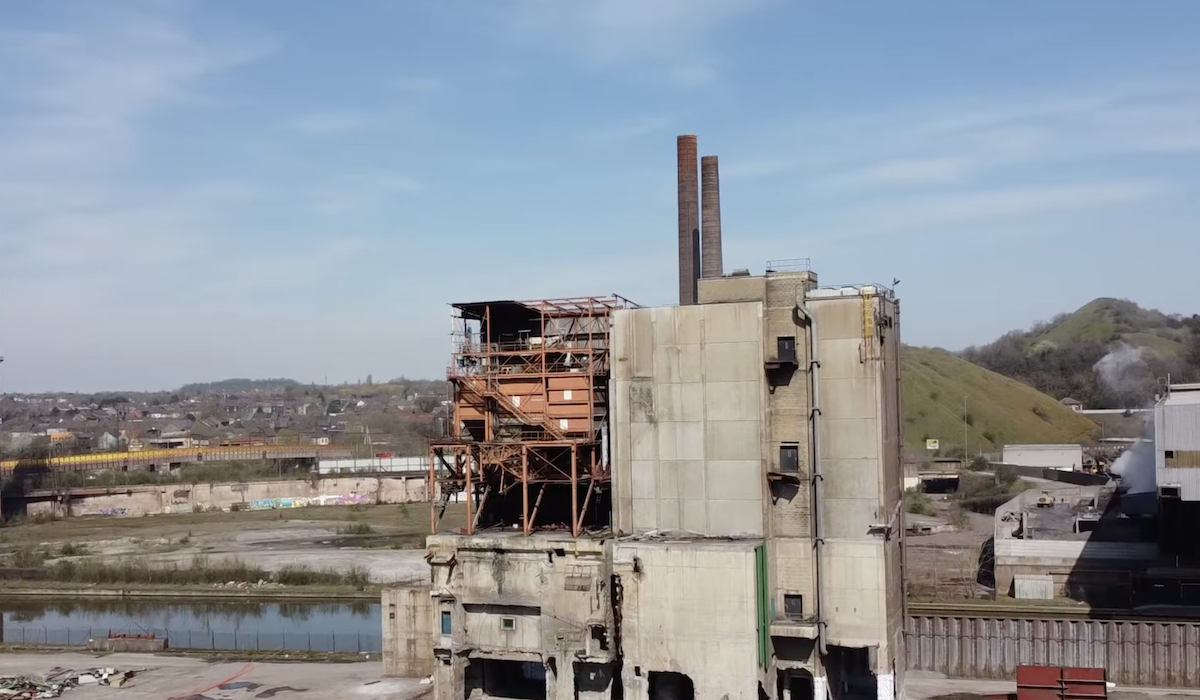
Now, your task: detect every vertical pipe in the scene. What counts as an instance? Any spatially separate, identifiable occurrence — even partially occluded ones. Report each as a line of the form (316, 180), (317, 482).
(571, 444), (579, 537)
(795, 300), (828, 657)
(522, 446), (530, 536)
(428, 448), (436, 533)
(700, 155), (723, 279)
(677, 135), (700, 306)
(465, 450), (474, 535)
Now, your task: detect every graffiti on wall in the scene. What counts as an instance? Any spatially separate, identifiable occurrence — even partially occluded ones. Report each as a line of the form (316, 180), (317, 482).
(97, 507), (129, 517)
(246, 493), (373, 510)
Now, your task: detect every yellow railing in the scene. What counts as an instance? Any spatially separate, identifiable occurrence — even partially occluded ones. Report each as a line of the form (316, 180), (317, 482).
(1, 444), (344, 472)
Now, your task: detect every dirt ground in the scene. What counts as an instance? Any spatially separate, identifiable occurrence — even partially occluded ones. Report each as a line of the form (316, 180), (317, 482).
(0, 504), (466, 586)
(905, 491), (996, 598)
(0, 651), (430, 700)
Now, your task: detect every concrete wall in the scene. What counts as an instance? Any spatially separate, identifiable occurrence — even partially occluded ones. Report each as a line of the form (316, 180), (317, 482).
(1001, 444), (1083, 471)
(705, 273), (820, 627)
(383, 586), (434, 677)
(31, 476), (433, 518)
(612, 539), (765, 700)
(808, 288), (906, 696)
(611, 302), (767, 538)
(426, 533), (614, 700)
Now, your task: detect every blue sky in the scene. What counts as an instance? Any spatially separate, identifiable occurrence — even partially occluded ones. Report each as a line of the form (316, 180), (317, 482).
(2, 0), (1200, 393)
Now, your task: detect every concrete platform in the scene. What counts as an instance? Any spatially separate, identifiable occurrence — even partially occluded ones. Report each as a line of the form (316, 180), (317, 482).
(0, 652), (430, 700)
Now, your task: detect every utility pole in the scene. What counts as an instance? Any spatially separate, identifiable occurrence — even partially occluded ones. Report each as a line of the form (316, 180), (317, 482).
(963, 394), (968, 459)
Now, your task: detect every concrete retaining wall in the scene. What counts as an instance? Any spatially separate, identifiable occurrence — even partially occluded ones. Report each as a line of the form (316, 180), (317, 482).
(906, 614), (1200, 687)
(29, 476), (434, 518)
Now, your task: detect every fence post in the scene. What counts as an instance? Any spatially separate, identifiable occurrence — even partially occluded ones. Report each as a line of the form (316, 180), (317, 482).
(211, 630), (215, 650)
(357, 632), (361, 653)
(308, 631), (311, 652)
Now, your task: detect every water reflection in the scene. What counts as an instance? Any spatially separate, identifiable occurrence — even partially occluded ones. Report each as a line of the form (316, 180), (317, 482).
(1, 599), (380, 653)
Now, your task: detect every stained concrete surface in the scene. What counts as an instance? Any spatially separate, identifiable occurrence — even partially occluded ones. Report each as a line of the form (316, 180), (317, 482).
(0, 652), (430, 700)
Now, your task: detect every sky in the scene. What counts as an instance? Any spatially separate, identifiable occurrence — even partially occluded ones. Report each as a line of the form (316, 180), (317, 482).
(2, 0), (1200, 393)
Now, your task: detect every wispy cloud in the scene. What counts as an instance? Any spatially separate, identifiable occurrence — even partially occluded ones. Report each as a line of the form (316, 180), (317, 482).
(392, 75), (446, 92)
(312, 171), (426, 215)
(0, 4), (278, 390)
(501, 0), (774, 84)
(584, 115), (672, 144)
(286, 110), (380, 135)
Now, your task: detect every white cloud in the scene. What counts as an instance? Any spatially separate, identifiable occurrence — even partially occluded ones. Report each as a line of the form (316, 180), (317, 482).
(286, 110), (380, 135)
(502, 0), (773, 83)
(0, 6), (279, 391)
(584, 115), (672, 144)
(392, 75), (446, 92)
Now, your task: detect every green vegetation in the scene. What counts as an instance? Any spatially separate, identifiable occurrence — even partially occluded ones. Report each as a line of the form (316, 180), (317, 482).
(954, 466), (1029, 513)
(904, 488), (936, 517)
(338, 521), (374, 535)
(961, 298), (1200, 408)
(902, 346), (1098, 454)
(27, 461), (315, 490)
(3, 553), (370, 589)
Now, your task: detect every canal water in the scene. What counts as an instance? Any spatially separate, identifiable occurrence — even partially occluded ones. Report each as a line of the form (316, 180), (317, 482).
(0, 599), (382, 653)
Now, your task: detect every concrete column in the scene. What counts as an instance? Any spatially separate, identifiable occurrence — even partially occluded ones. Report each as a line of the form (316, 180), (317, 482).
(813, 676), (829, 700)
(876, 673), (895, 700)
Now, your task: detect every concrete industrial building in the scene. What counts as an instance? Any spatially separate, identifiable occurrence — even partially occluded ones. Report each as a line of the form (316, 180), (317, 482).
(392, 135), (906, 700)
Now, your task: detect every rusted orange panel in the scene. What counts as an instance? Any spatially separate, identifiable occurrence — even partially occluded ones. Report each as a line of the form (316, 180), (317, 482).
(548, 376), (590, 390)
(546, 403), (591, 418)
(496, 379), (543, 394)
(548, 389), (590, 403)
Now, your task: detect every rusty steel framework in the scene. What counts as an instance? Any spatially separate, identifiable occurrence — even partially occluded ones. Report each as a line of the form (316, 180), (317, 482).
(429, 295), (637, 536)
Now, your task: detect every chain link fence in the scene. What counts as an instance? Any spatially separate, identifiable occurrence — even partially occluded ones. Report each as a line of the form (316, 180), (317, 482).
(2, 626), (382, 653)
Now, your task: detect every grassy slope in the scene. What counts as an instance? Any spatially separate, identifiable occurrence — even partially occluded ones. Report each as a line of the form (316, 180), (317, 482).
(902, 346), (1098, 454)
(1034, 298), (1186, 357)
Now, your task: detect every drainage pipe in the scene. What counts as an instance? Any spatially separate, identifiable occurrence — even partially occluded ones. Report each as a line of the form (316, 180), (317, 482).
(795, 298), (828, 657)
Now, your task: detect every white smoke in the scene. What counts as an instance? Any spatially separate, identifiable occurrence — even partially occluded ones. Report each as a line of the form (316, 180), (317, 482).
(1093, 342), (1147, 403)
(1109, 419), (1157, 495)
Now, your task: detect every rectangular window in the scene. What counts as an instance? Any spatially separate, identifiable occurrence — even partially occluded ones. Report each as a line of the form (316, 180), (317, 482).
(500, 617), (516, 631)
(780, 445), (799, 474)
(783, 594), (804, 620)
(440, 611), (451, 635)
(777, 336), (797, 364)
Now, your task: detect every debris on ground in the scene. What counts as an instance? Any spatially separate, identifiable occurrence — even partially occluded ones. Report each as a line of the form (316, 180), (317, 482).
(0, 667), (142, 698)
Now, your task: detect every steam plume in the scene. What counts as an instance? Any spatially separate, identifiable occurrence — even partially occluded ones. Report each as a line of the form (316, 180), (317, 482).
(1093, 342), (1147, 404)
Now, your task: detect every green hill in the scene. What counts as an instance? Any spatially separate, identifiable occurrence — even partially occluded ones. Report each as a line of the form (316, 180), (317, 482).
(1031, 298), (1188, 357)
(962, 298), (1200, 408)
(902, 346), (1098, 454)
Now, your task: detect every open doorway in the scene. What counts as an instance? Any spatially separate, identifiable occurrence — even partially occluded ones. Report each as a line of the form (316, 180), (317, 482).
(647, 671), (694, 700)
(778, 669), (815, 700)
(464, 658), (546, 700)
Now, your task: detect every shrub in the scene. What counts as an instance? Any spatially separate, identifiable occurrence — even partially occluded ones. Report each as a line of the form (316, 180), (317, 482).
(904, 488), (936, 517)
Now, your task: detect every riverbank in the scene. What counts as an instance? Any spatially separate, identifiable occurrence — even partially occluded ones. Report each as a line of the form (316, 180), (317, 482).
(0, 503), (462, 586)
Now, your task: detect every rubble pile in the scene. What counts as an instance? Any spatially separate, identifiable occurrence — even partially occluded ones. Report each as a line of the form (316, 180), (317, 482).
(0, 667), (141, 698)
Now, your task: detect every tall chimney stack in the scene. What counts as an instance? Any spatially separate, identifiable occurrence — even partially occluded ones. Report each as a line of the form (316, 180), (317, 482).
(677, 135), (700, 306)
(700, 155), (723, 279)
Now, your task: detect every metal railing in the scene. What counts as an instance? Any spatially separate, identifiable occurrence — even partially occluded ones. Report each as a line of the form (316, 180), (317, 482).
(1, 626), (382, 653)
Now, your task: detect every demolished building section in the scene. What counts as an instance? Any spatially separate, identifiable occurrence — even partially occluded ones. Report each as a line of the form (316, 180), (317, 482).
(392, 135), (906, 700)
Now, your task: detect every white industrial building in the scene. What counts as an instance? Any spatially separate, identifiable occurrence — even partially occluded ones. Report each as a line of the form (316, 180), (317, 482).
(1001, 444), (1083, 471)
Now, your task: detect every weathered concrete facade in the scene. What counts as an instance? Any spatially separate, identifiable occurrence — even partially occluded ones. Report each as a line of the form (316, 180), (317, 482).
(27, 475), (432, 518)
(425, 533), (615, 700)
(383, 587), (435, 677)
(393, 270), (905, 700)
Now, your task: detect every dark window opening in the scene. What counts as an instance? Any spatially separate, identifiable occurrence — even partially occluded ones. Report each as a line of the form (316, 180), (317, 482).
(783, 594), (804, 620)
(1166, 450), (1175, 458)
(777, 336), (797, 365)
(788, 674), (814, 700)
(648, 671), (694, 700)
(440, 611), (452, 635)
(465, 658), (546, 700)
(501, 617), (516, 631)
(780, 445), (800, 474)
(590, 625), (609, 651)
